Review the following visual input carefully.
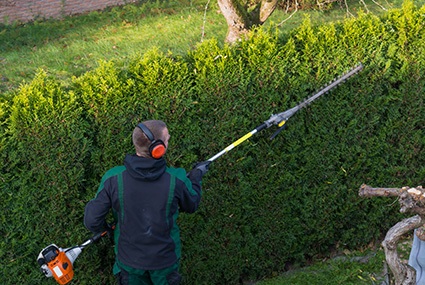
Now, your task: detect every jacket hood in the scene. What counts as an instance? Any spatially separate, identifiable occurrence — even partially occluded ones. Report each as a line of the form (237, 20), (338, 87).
(124, 154), (166, 181)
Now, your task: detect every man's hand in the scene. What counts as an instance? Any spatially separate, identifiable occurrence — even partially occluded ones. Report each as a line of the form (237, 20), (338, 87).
(192, 160), (211, 177)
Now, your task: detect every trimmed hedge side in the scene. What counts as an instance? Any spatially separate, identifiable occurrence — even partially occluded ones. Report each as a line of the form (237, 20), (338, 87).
(1, 1), (425, 284)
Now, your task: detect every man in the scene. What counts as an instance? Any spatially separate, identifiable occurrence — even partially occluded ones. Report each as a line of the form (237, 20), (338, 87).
(84, 120), (210, 285)
(409, 228), (425, 285)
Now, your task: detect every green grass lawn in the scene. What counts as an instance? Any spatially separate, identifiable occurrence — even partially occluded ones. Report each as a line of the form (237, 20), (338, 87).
(257, 236), (413, 284)
(1, 0), (423, 94)
(258, 251), (386, 284)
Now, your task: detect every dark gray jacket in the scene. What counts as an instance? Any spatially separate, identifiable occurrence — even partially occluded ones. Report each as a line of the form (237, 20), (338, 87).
(84, 154), (203, 271)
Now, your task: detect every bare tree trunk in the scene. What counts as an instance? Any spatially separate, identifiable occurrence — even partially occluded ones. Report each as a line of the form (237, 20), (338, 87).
(359, 184), (425, 285)
(382, 215), (423, 285)
(217, 0), (249, 43)
(217, 0), (279, 43)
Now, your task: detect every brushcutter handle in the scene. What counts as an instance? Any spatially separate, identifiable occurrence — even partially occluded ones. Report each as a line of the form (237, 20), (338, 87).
(91, 232), (104, 243)
(88, 224), (115, 244)
(270, 123), (287, 140)
(102, 224), (115, 239)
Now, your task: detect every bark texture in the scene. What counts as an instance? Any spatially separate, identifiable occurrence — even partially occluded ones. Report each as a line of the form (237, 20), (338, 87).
(359, 184), (425, 285)
(217, 0), (279, 43)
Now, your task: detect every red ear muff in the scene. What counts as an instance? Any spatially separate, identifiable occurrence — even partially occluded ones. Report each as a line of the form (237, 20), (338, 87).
(149, 141), (166, 159)
(137, 123), (166, 159)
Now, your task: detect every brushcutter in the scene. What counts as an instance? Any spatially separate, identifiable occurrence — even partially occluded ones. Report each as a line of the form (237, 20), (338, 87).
(207, 63), (363, 162)
(37, 227), (112, 285)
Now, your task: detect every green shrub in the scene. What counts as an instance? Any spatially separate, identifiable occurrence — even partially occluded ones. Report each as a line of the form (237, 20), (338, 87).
(1, 70), (93, 283)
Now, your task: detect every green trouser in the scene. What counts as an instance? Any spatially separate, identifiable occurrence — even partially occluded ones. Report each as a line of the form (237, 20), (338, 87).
(116, 262), (181, 285)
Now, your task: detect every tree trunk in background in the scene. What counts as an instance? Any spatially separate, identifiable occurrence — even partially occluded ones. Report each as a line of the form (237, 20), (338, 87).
(218, 0), (279, 43)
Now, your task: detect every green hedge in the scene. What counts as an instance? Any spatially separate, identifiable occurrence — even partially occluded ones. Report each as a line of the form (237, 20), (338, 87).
(1, 1), (425, 284)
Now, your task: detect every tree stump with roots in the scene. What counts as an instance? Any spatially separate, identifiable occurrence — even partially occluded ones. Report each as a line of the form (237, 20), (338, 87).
(359, 184), (425, 285)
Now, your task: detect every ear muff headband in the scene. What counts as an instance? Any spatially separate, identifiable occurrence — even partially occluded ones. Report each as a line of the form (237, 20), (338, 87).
(137, 123), (166, 159)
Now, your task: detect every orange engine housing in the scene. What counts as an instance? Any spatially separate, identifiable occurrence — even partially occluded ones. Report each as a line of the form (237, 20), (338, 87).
(47, 250), (74, 285)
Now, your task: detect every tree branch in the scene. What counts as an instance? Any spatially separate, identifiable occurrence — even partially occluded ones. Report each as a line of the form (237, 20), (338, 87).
(382, 215), (423, 285)
(358, 183), (403, 197)
(258, 0), (279, 23)
(201, 0), (211, 42)
(359, 184), (425, 284)
(277, 0), (298, 27)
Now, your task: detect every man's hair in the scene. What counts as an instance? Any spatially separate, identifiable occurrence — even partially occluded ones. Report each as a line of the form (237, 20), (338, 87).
(132, 120), (167, 156)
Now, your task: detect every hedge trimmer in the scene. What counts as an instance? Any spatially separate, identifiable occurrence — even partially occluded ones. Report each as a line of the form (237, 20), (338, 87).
(207, 63), (363, 162)
(36, 63), (362, 284)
